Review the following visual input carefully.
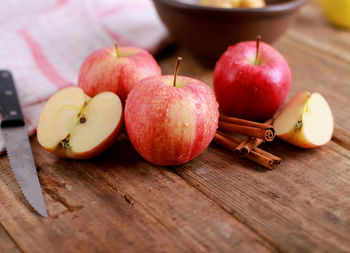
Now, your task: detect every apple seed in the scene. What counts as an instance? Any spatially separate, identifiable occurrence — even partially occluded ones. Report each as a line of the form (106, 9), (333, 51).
(61, 135), (71, 149)
(80, 116), (87, 124)
(295, 120), (303, 132)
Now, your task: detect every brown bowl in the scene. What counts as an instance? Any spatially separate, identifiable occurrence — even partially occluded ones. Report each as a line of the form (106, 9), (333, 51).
(152, 0), (307, 64)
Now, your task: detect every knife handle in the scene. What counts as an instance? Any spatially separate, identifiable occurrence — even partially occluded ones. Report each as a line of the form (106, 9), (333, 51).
(0, 71), (25, 128)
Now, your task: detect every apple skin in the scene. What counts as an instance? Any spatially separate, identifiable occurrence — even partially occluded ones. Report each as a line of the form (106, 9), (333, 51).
(125, 75), (219, 166)
(320, 0), (350, 28)
(78, 46), (161, 102)
(277, 130), (318, 149)
(213, 41), (291, 121)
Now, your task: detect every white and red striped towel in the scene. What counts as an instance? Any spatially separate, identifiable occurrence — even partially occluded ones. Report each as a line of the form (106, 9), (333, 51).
(0, 0), (168, 154)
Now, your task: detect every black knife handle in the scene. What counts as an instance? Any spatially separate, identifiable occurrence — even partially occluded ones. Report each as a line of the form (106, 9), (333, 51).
(0, 71), (25, 128)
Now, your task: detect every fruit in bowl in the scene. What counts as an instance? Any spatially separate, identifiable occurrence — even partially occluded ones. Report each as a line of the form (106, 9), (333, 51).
(240, 0), (265, 8)
(213, 37), (291, 121)
(37, 87), (123, 159)
(125, 58), (219, 166)
(198, 0), (240, 8)
(153, 0), (307, 63)
(198, 0), (265, 8)
(78, 44), (161, 102)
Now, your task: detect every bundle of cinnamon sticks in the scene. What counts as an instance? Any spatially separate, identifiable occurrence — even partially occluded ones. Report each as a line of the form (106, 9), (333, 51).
(213, 115), (281, 170)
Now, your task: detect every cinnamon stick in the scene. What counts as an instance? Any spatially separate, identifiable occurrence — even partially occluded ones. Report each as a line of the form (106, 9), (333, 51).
(218, 121), (275, 142)
(219, 115), (274, 131)
(235, 118), (275, 156)
(213, 131), (280, 170)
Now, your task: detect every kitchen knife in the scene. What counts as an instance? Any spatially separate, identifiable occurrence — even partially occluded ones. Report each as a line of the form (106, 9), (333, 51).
(0, 70), (48, 217)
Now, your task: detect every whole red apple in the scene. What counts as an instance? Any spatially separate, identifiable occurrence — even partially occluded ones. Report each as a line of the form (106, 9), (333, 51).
(213, 37), (291, 121)
(125, 58), (219, 166)
(78, 44), (161, 102)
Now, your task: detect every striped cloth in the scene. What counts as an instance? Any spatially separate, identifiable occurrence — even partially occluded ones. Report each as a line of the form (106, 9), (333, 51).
(0, 0), (168, 154)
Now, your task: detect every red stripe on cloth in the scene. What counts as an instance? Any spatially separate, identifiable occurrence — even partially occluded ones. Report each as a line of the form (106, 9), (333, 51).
(18, 29), (73, 89)
(53, 0), (69, 9)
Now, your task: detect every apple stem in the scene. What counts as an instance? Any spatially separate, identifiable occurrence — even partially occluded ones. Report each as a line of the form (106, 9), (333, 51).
(114, 43), (120, 58)
(255, 35), (261, 65)
(173, 57), (183, 87)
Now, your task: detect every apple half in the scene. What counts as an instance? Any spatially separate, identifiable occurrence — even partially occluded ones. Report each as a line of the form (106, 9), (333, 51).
(37, 87), (123, 159)
(273, 91), (334, 148)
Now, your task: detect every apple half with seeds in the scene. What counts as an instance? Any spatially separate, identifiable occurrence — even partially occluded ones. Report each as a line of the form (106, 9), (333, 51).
(273, 91), (334, 148)
(37, 87), (123, 159)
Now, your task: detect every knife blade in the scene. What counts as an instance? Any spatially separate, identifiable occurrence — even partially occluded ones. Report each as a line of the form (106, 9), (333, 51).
(0, 70), (47, 217)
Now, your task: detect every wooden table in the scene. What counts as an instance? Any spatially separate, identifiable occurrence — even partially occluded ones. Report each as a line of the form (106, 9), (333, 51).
(1, 1), (350, 252)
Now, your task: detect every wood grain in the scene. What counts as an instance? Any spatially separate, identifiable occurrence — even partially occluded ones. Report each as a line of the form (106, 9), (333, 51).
(1, 1), (350, 252)
(175, 140), (350, 253)
(287, 0), (350, 65)
(0, 224), (21, 253)
(0, 135), (275, 253)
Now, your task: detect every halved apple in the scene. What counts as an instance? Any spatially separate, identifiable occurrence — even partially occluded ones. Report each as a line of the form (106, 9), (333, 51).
(273, 91), (334, 148)
(37, 87), (123, 159)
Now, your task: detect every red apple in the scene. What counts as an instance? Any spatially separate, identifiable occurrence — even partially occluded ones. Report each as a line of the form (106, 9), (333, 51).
(213, 37), (291, 121)
(78, 44), (161, 102)
(125, 58), (219, 166)
(37, 87), (123, 159)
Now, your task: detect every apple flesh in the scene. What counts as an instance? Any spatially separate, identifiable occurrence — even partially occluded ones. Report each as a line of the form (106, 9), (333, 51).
(213, 39), (291, 121)
(37, 87), (123, 159)
(78, 46), (161, 102)
(125, 75), (219, 166)
(273, 91), (334, 148)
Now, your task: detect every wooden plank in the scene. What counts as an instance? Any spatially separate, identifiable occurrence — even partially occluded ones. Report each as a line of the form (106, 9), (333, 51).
(332, 126), (350, 154)
(286, 0), (350, 65)
(0, 135), (276, 253)
(0, 224), (22, 253)
(175, 140), (350, 253)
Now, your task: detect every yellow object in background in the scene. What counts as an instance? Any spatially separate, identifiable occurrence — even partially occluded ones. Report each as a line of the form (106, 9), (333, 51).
(320, 0), (350, 28)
